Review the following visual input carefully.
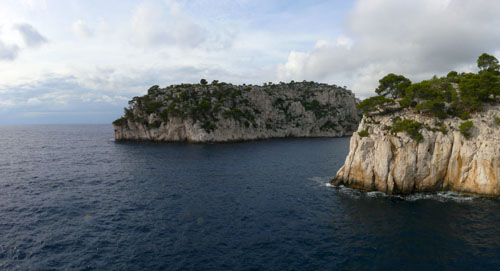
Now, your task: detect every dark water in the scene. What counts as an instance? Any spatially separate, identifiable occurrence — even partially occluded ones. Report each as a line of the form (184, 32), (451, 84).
(1, 125), (500, 270)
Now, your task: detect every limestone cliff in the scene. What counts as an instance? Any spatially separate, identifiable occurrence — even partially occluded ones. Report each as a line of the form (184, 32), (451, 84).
(332, 105), (500, 196)
(113, 81), (361, 142)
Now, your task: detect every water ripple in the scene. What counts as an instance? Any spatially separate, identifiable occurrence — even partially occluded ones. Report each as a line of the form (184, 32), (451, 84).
(0, 125), (499, 270)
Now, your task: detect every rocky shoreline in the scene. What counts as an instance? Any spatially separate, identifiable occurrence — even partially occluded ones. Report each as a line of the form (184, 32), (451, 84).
(332, 105), (500, 196)
(113, 81), (361, 142)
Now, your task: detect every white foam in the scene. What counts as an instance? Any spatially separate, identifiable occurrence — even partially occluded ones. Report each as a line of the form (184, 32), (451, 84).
(330, 185), (478, 202)
(308, 176), (333, 186)
(404, 191), (476, 202)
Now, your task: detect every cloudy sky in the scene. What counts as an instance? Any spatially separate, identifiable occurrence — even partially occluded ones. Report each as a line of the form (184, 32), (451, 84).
(1, 0), (500, 124)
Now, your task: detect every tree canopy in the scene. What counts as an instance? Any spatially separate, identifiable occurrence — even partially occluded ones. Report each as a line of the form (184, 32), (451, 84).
(477, 53), (499, 72)
(375, 73), (411, 98)
(360, 53), (500, 119)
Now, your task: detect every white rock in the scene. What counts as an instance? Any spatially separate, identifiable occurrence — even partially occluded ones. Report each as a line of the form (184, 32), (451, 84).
(333, 105), (500, 196)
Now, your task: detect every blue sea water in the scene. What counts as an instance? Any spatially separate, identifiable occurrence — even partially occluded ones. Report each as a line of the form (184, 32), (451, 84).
(1, 124), (500, 270)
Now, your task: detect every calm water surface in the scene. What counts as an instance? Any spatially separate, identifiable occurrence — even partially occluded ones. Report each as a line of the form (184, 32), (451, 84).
(0, 125), (499, 270)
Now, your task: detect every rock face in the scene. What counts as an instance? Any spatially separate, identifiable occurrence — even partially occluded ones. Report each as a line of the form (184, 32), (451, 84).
(332, 105), (500, 196)
(113, 81), (361, 142)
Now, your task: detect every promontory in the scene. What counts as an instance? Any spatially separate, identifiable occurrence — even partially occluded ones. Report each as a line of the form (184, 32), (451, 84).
(333, 53), (500, 196)
(113, 81), (361, 142)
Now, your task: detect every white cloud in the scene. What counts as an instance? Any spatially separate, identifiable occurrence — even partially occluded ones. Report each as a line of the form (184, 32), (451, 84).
(277, 0), (500, 97)
(4, 0), (500, 124)
(172, 20), (205, 47)
(164, 0), (184, 15)
(277, 51), (308, 81)
(19, 0), (46, 9)
(72, 20), (93, 39)
(129, 2), (205, 48)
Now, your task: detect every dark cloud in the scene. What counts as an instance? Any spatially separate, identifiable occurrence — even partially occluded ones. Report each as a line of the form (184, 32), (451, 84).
(277, 0), (500, 97)
(0, 41), (19, 61)
(14, 23), (48, 48)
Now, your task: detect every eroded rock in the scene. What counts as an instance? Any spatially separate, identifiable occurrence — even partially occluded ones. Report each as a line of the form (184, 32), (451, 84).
(332, 105), (500, 196)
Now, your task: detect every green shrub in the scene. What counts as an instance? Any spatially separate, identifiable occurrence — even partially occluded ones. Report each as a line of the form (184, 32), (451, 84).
(147, 85), (160, 95)
(447, 71), (458, 78)
(124, 107), (134, 119)
(357, 96), (395, 114)
(144, 101), (163, 114)
(303, 100), (320, 111)
(180, 90), (189, 101)
(459, 121), (474, 139)
(358, 129), (369, 137)
(231, 89), (242, 99)
(191, 99), (212, 115)
(273, 98), (285, 107)
(223, 108), (243, 120)
(201, 122), (216, 132)
(375, 73), (411, 98)
(436, 124), (448, 134)
(302, 100), (329, 118)
(112, 117), (127, 126)
(320, 121), (337, 131)
(494, 116), (500, 126)
(159, 110), (169, 122)
(415, 99), (447, 119)
(459, 111), (470, 120)
(149, 120), (162, 129)
(391, 119), (424, 142)
(365, 53), (500, 120)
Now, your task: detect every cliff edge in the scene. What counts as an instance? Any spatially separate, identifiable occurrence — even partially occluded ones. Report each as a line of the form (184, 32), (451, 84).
(113, 81), (361, 142)
(332, 53), (500, 196)
(332, 106), (500, 196)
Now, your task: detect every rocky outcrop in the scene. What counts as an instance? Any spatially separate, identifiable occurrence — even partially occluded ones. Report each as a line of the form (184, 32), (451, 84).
(332, 105), (500, 196)
(113, 81), (361, 142)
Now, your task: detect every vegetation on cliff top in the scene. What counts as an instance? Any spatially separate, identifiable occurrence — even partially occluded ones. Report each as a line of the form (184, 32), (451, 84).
(113, 80), (357, 133)
(358, 53), (500, 140)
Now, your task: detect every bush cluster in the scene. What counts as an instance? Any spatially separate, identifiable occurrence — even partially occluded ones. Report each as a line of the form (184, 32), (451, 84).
(390, 119), (424, 142)
(459, 121), (474, 139)
(358, 129), (369, 137)
(355, 53), (500, 142)
(301, 100), (331, 118)
(494, 115), (500, 126)
(358, 53), (500, 120)
(114, 80), (347, 133)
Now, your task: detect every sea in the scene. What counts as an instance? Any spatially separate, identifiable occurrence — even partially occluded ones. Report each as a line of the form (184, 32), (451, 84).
(1, 124), (499, 270)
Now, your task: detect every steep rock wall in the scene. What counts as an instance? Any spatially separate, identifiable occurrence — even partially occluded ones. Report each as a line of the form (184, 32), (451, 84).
(113, 82), (361, 142)
(332, 105), (500, 196)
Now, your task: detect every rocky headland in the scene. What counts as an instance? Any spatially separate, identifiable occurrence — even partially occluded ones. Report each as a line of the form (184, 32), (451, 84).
(333, 105), (500, 196)
(113, 81), (361, 142)
(332, 53), (500, 196)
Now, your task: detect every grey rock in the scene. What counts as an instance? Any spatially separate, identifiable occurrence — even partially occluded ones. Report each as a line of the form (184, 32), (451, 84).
(113, 81), (361, 142)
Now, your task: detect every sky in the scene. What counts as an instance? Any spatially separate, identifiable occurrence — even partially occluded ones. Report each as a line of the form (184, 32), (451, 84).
(1, 0), (500, 124)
